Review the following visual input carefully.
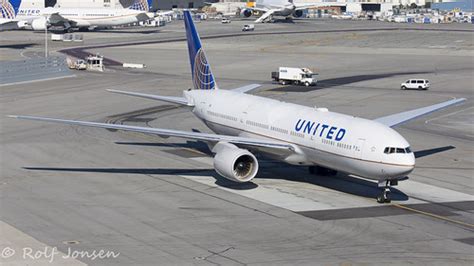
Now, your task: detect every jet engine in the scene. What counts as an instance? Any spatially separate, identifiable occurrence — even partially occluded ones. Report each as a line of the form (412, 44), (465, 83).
(241, 9), (253, 18)
(293, 10), (304, 18)
(213, 142), (259, 182)
(31, 17), (48, 30)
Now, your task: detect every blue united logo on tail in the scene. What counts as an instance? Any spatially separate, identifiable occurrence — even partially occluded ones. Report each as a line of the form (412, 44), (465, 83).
(184, 11), (217, 90)
(128, 0), (153, 11)
(1, 0), (21, 19)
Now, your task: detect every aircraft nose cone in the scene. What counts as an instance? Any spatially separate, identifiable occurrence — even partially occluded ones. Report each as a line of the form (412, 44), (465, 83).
(400, 153), (415, 176)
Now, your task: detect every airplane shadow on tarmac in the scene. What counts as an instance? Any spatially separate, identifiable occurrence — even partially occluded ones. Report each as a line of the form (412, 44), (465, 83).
(23, 143), (455, 201)
(0, 43), (37, 49)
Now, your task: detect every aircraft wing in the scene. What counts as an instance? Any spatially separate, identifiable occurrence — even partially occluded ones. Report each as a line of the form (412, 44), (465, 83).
(294, 3), (331, 10)
(136, 12), (154, 20)
(0, 20), (22, 31)
(374, 98), (466, 127)
(250, 6), (270, 12)
(231, 84), (261, 93)
(48, 13), (71, 25)
(255, 9), (277, 23)
(107, 89), (192, 106)
(8, 115), (295, 150)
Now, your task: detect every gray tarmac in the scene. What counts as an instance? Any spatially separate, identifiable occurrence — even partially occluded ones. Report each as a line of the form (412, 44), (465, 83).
(1, 19), (473, 265)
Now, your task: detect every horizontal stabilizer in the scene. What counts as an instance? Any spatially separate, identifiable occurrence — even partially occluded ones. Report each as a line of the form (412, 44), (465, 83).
(375, 98), (466, 127)
(107, 89), (192, 106)
(8, 115), (295, 150)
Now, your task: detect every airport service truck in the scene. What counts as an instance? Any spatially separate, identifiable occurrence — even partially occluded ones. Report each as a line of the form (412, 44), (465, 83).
(271, 67), (317, 86)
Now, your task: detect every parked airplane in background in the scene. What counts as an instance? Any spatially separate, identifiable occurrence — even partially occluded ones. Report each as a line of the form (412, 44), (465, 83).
(0, 0), (25, 31)
(16, 0), (154, 32)
(10, 11), (465, 203)
(241, 0), (327, 23)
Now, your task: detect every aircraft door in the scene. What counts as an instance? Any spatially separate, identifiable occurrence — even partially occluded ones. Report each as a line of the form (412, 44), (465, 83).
(354, 138), (365, 159)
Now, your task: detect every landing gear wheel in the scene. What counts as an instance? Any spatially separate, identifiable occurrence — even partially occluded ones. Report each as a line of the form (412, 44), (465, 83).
(377, 182), (392, 203)
(383, 188), (391, 203)
(377, 194), (385, 203)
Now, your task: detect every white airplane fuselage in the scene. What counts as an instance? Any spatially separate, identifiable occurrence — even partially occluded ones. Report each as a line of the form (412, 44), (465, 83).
(17, 7), (152, 28)
(184, 89), (415, 181)
(256, 3), (296, 17)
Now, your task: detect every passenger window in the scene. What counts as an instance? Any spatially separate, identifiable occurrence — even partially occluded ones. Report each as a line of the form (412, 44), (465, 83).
(417, 80), (423, 84)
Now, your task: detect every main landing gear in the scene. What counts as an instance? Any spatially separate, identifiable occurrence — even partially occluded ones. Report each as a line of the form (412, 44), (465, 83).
(377, 180), (398, 203)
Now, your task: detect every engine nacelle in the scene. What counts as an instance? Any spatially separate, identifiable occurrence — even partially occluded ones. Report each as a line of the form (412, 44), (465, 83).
(241, 9), (253, 18)
(213, 142), (259, 182)
(31, 17), (47, 31)
(293, 10), (304, 18)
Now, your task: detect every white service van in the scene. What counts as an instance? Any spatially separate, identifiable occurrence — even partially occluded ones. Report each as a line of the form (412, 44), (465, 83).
(242, 24), (254, 31)
(401, 79), (430, 90)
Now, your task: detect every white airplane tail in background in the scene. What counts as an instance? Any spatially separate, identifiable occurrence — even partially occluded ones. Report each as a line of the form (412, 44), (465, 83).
(1, 0), (21, 19)
(128, 0), (154, 12)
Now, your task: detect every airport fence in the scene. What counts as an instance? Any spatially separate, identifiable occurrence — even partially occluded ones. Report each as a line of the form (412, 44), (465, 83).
(0, 56), (72, 86)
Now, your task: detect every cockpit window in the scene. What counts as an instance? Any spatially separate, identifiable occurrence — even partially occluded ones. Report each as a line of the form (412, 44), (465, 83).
(384, 147), (412, 154)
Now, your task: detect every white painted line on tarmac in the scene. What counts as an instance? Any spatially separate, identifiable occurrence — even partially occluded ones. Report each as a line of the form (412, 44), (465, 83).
(0, 75), (76, 87)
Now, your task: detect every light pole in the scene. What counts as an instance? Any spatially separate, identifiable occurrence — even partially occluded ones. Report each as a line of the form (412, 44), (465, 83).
(44, 15), (48, 58)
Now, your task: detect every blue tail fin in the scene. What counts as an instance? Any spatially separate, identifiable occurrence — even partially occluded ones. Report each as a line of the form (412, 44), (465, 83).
(1, 0), (21, 19)
(128, 0), (153, 11)
(184, 10), (217, 90)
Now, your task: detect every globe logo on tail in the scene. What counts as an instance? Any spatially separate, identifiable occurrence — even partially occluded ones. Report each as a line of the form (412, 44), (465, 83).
(129, 0), (149, 11)
(1, 0), (16, 19)
(193, 48), (216, 90)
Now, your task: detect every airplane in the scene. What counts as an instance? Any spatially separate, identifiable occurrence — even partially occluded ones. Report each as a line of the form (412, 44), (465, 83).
(240, 0), (328, 23)
(9, 10), (466, 203)
(15, 0), (155, 32)
(0, 0), (25, 31)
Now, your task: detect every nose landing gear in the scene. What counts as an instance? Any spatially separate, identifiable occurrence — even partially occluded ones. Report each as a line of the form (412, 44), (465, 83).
(377, 187), (391, 203)
(377, 180), (397, 203)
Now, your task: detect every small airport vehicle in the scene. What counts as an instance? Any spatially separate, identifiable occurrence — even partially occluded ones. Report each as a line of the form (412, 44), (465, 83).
(74, 59), (87, 70)
(242, 24), (255, 31)
(401, 79), (430, 90)
(221, 17), (231, 23)
(85, 54), (104, 72)
(272, 67), (317, 86)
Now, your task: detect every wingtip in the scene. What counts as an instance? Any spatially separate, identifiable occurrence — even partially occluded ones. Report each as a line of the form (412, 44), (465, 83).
(7, 115), (19, 119)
